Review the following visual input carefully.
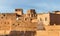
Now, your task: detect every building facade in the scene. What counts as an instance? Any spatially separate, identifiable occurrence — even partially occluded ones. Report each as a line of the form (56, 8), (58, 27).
(0, 9), (60, 36)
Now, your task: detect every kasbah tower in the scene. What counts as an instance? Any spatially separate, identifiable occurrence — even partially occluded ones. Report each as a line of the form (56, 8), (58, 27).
(0, 8), (60, 36)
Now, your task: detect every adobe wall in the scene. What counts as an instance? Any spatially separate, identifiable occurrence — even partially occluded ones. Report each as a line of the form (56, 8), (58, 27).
(50, 13), (60, 25)
(36, 25), (60, 36)
(37, 13), (50, 25)
(36, 31), (59, 36)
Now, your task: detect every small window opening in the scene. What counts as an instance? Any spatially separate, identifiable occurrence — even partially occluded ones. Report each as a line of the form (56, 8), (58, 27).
(40, 18), (42, 21)
(45, 17), (47, 21)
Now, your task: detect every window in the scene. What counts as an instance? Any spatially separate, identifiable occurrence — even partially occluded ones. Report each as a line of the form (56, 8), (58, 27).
(25, 18), (27, 20)
(1, 17), (3, 19)
(3, 14), (5, 16)
(12, 24), (17, 26)
(45, 17), (47, 21)
(28, 14), (30, 16)
(31, 19), (32, 20)
(5, 22), (6, 24)
(18, 24), (19, 25)
(18, 18), (21, 20)
(40, 18), (42, 21)
(31, 14), (33, 17)
(8, 22), (9, 24)
(12, 24), (15, 25)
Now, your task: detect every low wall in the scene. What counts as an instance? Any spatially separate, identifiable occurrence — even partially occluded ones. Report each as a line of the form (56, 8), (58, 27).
(45, 25), (60, 31)
(36, 31), (60, 36)
(36, 25), (60, 36)
(1, 25), (60, 36)
(0, 30), (10, 35)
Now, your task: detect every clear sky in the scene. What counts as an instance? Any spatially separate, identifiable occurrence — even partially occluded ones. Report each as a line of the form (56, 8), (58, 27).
(0, 0), (60, 13)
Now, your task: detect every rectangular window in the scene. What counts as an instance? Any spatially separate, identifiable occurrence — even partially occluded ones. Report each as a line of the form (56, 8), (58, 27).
(40, 18), (42, 21)
(45, 17), (47, 21)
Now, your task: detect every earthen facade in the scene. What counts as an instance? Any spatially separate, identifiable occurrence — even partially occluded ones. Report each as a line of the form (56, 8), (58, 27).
(0, 9), (60, 36)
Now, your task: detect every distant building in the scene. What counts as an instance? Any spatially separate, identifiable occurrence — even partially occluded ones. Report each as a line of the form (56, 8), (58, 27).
(37, 11), (60, 25)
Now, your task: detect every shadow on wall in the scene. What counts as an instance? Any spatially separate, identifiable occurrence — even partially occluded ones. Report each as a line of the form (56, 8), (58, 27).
(0, 31), (36, 36)
(8, 31), (36, 36)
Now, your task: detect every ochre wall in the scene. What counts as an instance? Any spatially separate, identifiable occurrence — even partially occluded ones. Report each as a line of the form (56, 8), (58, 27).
(37, 13), (50, 25)
(36, 31), (59, 36)
(36, 25), (60, 36)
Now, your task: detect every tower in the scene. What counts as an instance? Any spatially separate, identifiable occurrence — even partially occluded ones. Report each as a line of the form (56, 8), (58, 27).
(15, 9), (23, 15)
(26, 9), (36, 17)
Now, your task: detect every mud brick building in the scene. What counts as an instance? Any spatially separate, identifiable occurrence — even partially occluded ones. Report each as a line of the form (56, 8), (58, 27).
(0, 9), (60, 36)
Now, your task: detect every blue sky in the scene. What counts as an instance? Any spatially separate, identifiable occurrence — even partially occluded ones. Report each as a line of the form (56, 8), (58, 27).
(0, 0), (60, 13)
